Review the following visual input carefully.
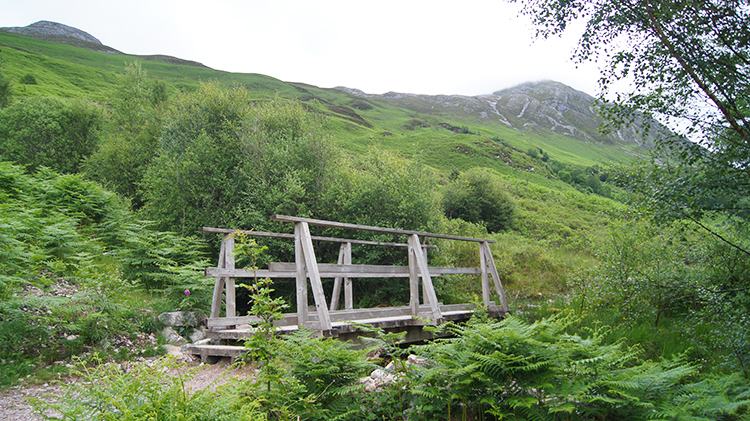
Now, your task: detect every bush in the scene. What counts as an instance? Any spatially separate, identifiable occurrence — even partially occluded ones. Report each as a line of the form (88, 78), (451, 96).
(442, 168), (515, 233)
(0, 67), (11, 108)
(0, 97), (102, 173)
(19, 73), (37, 85)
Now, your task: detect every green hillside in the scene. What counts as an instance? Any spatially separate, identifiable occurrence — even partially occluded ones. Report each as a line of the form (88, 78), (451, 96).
(0, 30), (639, 172)
(0, 27), (626, 290)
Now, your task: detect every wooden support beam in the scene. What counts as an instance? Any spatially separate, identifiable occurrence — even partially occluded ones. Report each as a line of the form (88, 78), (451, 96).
(481, 242), (510, 313)
(210, 237), (227, 319)
(270, 215), (497, 243)
(225, 235), (236, 318)
(297, 222), (332, 331)
(295, 223), (308, 326)
(480, 242), (490, 307)
(206, 302), (494, 328)
(409, 238), (419, 316)
(343, 242), (353, 310)
(329, 243), (347, 311)
(205, 265), (481, 279)
(421, 247), (430, 306)
(409, 234), (442, 324)
(201, 227), (437, 249)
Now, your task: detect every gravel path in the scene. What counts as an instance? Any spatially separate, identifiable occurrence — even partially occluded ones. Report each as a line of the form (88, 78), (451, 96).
(0, 382), (65, 421)
(0, 352), (255, 421)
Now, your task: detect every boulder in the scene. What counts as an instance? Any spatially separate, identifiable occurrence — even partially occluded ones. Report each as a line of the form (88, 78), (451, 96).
(158, 311), (206, 327)
(162, 326), (188, 346)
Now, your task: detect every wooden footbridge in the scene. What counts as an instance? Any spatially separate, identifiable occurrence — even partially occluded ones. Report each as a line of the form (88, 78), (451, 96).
(188, 215), (509, 362)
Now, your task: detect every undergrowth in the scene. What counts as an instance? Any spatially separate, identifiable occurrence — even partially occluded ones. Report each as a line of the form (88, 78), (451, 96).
(34, 313), (750, 420)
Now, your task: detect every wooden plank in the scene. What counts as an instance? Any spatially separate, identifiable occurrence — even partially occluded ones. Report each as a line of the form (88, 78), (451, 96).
(329, 243), (346, 311)
(270, 215), (497, 243)
(343, 242), (353, 310)
(295, 223), (308, 325)
(225, 235), (236, 319)
(210, 237), (227, 319)
(298, 222), (332, 331)
(201, 227), (437, 249)
(268, 263), (482, 275)
(187, 344), (248, 359)
(480, 241), (490, 306)
(421, 247), (430, 305)
(482, 242), (510, 313)
(409, 234), (442, 324)
(409, 238), (419, 316)
(206, 266), (479, 278)
(206, 266), (478, 279)
(207, 302), (492, 329)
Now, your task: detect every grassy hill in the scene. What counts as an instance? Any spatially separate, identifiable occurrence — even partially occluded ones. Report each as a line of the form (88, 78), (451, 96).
(0, 25), (635, 288)
(1, 23), (645, 277)
(0, 29), (645, 171)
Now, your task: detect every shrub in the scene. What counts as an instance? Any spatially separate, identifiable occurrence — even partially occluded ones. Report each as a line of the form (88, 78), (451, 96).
(442, 168), (515, 233)
(0, 97), (103, 173)
(19, 73), (37, 85)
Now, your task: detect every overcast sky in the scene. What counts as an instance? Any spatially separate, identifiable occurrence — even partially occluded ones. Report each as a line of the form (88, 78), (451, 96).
(0, 0), (602, 97)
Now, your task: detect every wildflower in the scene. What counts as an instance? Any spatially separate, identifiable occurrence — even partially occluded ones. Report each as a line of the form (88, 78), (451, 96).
(185, 289), (191, 295)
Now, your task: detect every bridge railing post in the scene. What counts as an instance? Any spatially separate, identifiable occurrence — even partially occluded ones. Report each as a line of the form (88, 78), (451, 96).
(296, 222), (332, 331)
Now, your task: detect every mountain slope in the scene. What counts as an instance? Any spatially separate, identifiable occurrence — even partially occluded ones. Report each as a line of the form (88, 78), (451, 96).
(0, 21), (653, 173)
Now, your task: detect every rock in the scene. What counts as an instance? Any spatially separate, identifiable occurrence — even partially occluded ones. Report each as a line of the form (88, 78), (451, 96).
(158, 311), (206, 327)
(65, 334), (79, 341)
(189, 326), (206, 343)
(407, 354), (428, 365)
(162, 327), (188, 346)
(192, 338), (214, 346)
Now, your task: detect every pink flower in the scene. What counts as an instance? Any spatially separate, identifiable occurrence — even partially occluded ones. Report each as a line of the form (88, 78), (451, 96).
(184, 289), (191, 295)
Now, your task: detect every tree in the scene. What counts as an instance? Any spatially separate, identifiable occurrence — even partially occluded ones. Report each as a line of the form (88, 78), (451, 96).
(0, 97), (102, 173)
(514, 0), (750, 251)
(0, 65), (11, 108)
(84, 62), (166, 208)
(442, 168), (515, 233)
(141, 83), (339, 238)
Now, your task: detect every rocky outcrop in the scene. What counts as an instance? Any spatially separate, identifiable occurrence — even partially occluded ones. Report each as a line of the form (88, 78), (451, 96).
(2, 20), (102, 44)
(335, 80), (660, 148)
(0, 20), (121, 54)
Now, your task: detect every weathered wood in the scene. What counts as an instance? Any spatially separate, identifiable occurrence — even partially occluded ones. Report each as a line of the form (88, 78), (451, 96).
(225, 235), (236, 319)
(409, 239), (419, 316)
(329, 243), (346, 311)
(206, 302), (494, 328)
(210, 265), (475, 279)
(186, 344), (248, 362)
(270, 215), (497, 243)
(201, 227), (436, 248)
(409, 234), (442, 324)
(268, 263), (482, 275)
(298, 222), (332, 331)
(482, 241), (510, 312)
(202, 219), (508, 337)
(343, 242), (353, 310)
(206, 265), (481, 279)
(480, 241), (490, 306)
(210, 237), (227, 319)
(421, 247), (430, 305)
(295, 223), (308, 326)
(329, 242), (353, 311)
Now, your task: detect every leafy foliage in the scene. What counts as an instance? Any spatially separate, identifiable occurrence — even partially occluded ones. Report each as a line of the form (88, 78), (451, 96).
(0, 64), (11, 108)
(0, 96), (103, 173)
(0, 162), (211, 384)
(442, 168), (516, 233)
(576, 217), (750, 376)
(30, 358), (266, 420)
(83, 61), (166, 208)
